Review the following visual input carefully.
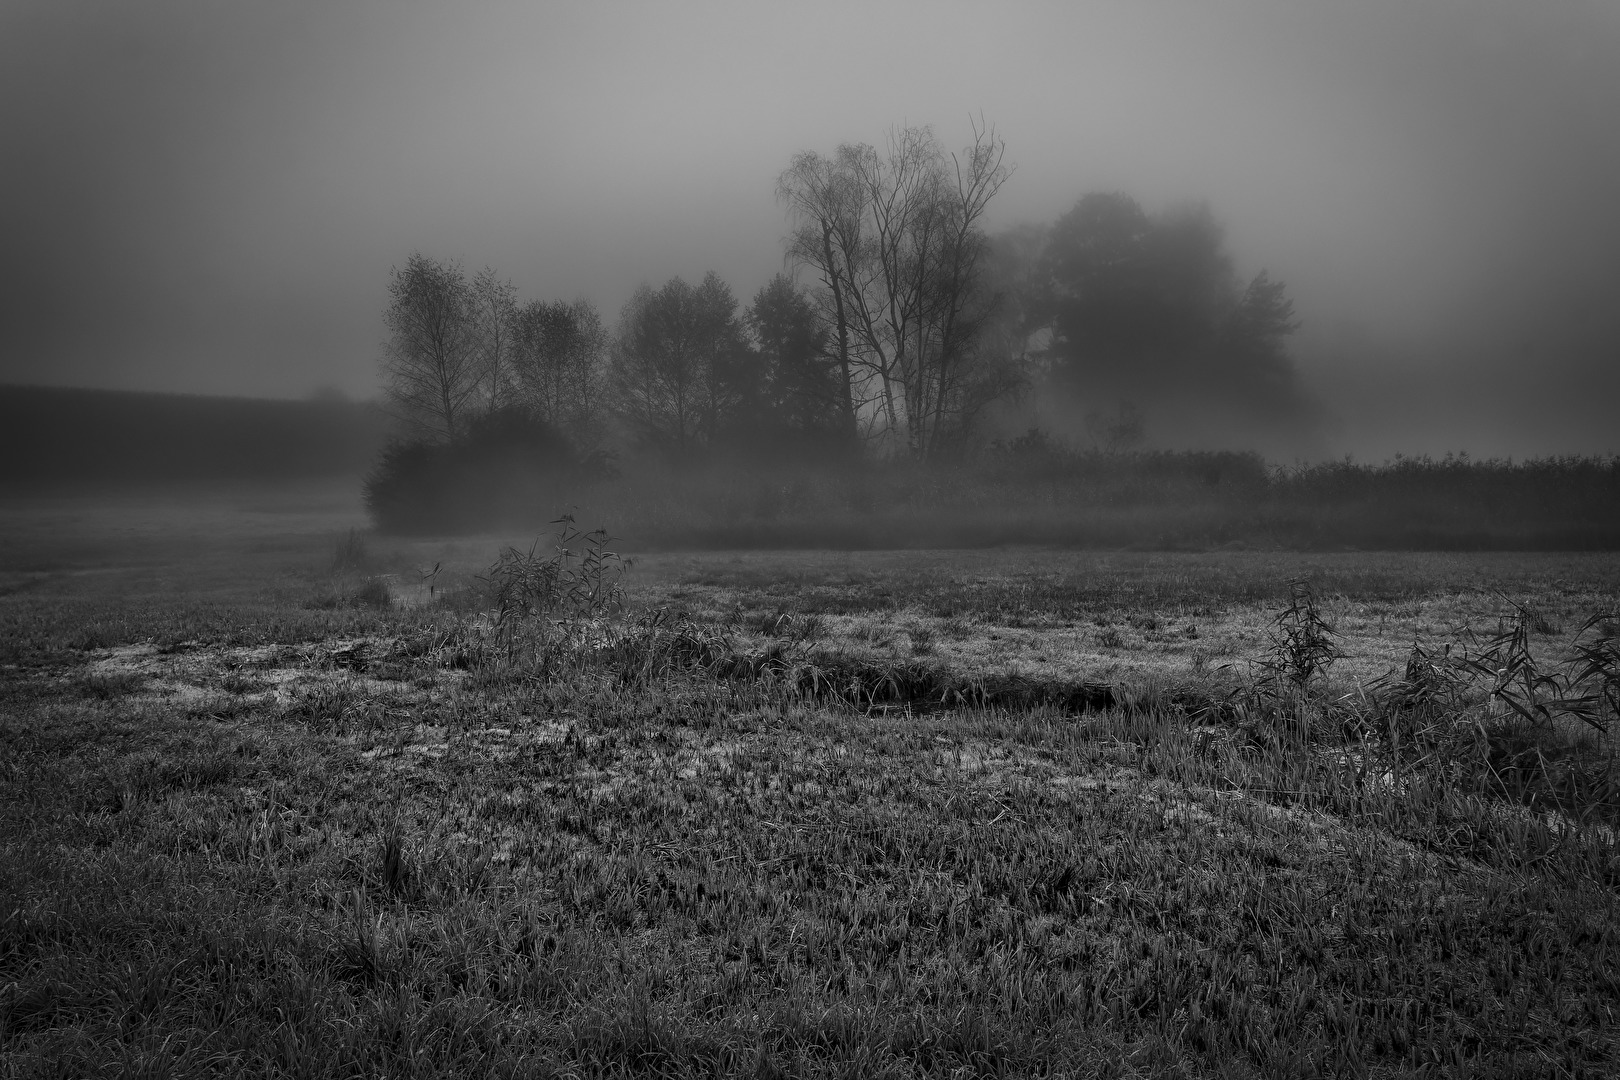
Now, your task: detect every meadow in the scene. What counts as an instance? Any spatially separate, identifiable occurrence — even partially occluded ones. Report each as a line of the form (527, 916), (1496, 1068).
(3, 488), (1619, 1078)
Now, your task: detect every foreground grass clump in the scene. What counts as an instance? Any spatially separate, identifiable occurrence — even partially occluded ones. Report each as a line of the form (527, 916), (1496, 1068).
(3, 536), (1619, 1076)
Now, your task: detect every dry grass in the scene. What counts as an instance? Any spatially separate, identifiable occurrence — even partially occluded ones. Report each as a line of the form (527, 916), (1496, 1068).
(3, 489), (1620, 1077)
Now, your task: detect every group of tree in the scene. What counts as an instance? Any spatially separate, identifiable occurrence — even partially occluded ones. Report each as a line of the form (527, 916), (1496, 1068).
(1029, 192), (1308, 429)
(378, 120), (1314, 481)
(381, 256), (848, 467)
(609, 271), (849, 458)
(776, 120), (1017, 458)
(381, 254), (608, 451)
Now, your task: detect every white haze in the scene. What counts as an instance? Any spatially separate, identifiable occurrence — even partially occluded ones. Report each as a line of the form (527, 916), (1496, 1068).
(2, 0), (1616, 460)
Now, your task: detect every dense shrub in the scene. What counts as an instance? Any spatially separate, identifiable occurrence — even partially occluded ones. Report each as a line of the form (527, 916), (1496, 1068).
(1268, 453), (1620, 549)
(364, 409), (606, 534)
(365, 423), (1620, 549)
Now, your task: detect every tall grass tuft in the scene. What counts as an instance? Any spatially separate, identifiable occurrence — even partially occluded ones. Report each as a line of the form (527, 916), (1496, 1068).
(1242, 579), (1344, 737)
(1566, 611), (1620, 732)
(1447, 602), (1619, 736)
(484, 514), (625, 629)
(331, 528), (370, 573)
(350, 576), (392, 609)
(1262, 579), (1342, 691)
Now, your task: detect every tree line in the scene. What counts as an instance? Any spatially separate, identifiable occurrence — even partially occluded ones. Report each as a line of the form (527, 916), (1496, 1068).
(383, 255), (851, 462)
(381, 120), (1312, 468)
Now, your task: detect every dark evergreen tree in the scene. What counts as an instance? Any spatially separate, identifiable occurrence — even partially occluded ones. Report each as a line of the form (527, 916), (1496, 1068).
(743, 275), (847, 451)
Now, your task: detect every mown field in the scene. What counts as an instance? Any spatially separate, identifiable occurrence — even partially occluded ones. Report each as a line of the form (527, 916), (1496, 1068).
(3, 490), (1619, 1078)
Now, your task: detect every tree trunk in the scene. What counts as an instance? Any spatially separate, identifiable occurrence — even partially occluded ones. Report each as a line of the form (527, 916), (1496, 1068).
(821, 222), (859, 447)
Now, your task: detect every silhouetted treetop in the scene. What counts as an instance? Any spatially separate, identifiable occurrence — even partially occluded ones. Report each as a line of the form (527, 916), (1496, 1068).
(610, 272), (752, 457)
(777, 120), (1016, 459)
(1025, 192), (1308, 430)
(744, 275), (844, 447)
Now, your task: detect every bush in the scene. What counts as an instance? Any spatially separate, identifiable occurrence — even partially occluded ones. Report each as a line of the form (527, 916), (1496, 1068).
(365, 409), (606, 534)
(368, 422), (1620, 549)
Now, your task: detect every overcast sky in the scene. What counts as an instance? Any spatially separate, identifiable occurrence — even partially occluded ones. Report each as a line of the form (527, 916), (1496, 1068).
(3, 0), (1616, 457)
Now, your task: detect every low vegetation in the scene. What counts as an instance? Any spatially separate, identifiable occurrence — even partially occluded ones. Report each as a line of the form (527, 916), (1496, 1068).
(368, 443), (1620, 552)
(3, 514), (1619, 1077)
(0, 386), (386, 493)
(365, 412), (613, 536)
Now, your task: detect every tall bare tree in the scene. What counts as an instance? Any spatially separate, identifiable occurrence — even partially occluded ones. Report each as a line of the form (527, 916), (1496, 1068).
(777, 149), (865, 444)
(778, 120), (1013, 458)
(381, 253), (479, 440)
(913, 123), (1019, 451)
(470, 267), (519, 414)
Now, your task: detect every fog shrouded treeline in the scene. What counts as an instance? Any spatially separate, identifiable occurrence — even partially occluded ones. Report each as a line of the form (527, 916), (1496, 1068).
(367, 122), (1618, 548)
(0, 384), (388, 492)
(379, 123), (1317, 465)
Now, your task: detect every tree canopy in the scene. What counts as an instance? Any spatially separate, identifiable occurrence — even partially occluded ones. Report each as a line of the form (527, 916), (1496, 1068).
(609, 272), (750, 456)
(376, 123), (1317, 465)
(380, 254), (482, 441)
(1032, 192), (1308, 426)
(777, 122), (1015, 459)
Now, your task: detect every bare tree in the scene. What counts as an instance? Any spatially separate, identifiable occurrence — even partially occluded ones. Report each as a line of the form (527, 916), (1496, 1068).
(777, 149), (865, 444)
(470, 267), (519, 414)
(381, 253), (479, 440)
(1084, 400), (1147, 453)
(915, 121), (1017, 451)
(778, 120), (1013, 458)
(511, 298), (609, 448)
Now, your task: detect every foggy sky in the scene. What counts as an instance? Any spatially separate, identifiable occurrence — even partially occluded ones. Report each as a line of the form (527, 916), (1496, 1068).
(3, 0), (1617, 459)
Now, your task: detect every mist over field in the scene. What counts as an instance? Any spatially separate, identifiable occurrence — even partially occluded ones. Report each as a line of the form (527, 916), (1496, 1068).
(9, 8), (1620, 1074)
(2, 0), (1618, 466)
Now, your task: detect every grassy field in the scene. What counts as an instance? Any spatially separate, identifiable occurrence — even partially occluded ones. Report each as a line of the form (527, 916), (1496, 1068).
(3, 489), (1619, 1077)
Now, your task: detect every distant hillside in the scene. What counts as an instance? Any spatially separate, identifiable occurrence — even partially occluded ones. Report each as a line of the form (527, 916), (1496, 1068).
(0, 385), (392, 490)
